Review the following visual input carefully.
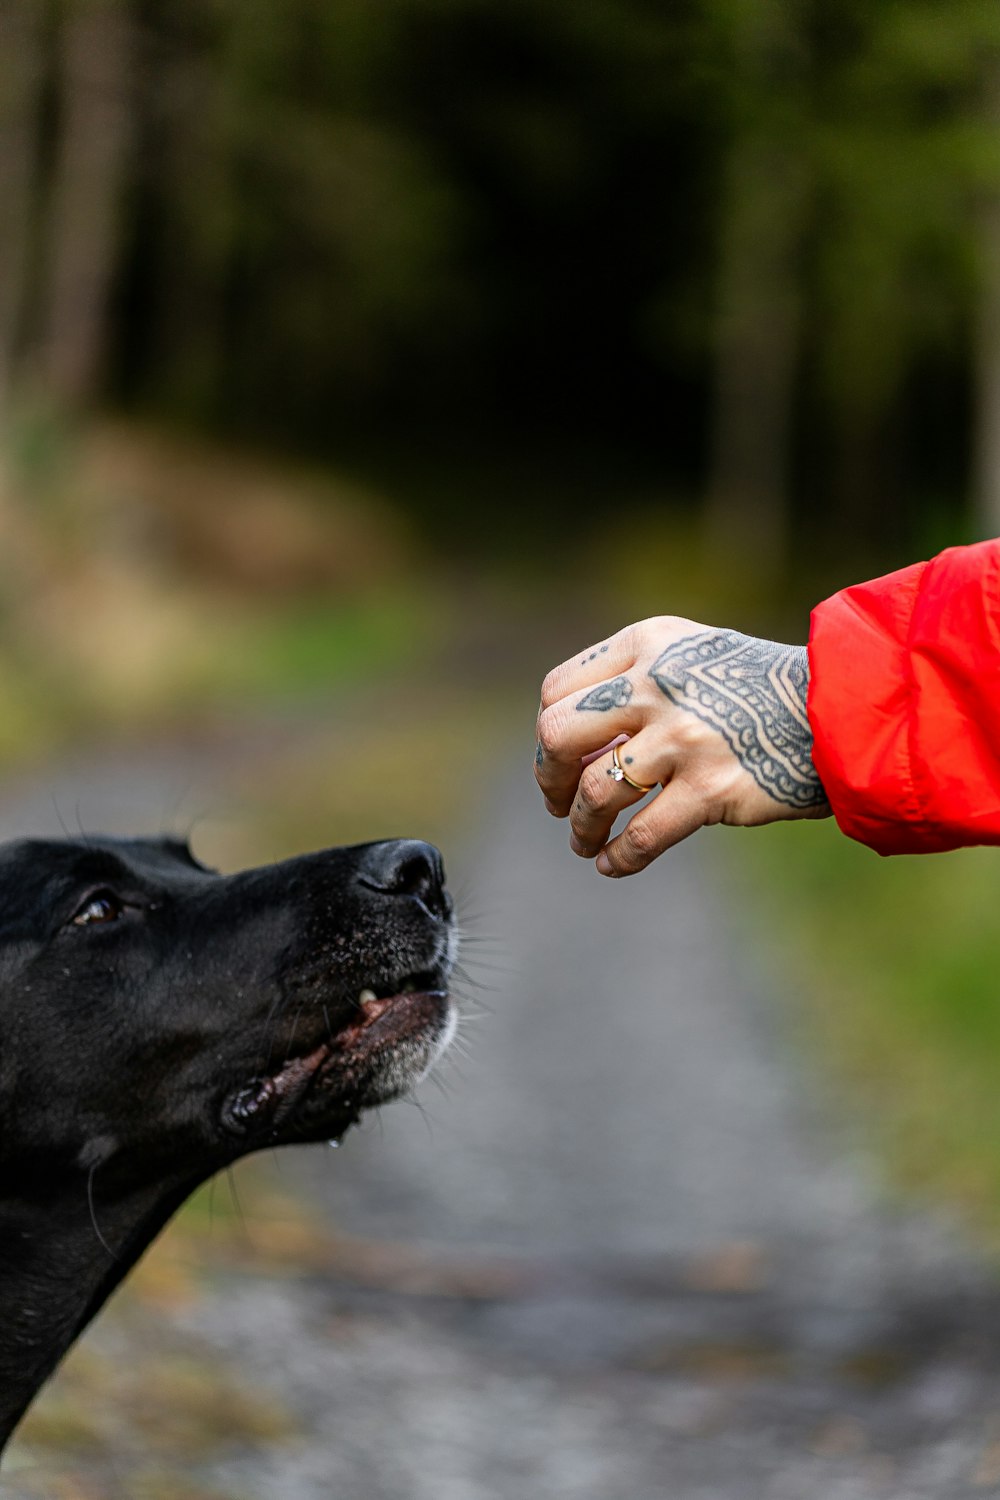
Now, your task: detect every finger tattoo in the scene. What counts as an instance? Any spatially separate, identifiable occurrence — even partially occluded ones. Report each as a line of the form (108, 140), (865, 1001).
(580, 643), (612, 665)
(648, 632), (828, 809)
(576, 676), (632, 712)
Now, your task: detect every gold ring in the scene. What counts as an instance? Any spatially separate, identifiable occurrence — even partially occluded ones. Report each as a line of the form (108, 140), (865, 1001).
(608, 743), (655, 794)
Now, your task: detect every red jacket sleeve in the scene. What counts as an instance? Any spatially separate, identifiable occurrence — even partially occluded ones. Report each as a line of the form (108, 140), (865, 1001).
(807, 539), (1000, 855)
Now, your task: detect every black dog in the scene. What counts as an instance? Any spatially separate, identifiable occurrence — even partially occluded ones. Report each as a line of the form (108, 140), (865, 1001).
(0, 833), (455, 1452)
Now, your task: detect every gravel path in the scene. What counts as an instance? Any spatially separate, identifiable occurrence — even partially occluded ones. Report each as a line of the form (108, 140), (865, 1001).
(3, 735), (1000, 1498)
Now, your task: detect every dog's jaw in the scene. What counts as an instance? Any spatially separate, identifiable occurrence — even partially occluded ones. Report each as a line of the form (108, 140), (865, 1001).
(221, 983), (455, 1143)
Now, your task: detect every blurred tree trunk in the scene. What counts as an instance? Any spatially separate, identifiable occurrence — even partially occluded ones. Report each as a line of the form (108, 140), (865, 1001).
(0, 0), (45, 425)
(703, 2), (806, 579)
(150, 37), (240, 424)
(973, 61), (1000, 540)
(704, 140), (803, 571)
(37, 0), (134, 407)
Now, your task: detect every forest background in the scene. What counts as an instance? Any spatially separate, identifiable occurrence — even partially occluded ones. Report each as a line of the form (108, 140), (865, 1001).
(5, 0), (1000, 581)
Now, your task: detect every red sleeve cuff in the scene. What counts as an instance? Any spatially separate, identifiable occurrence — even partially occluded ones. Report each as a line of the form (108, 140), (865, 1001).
(808, 560), (928, 854)
(808, 540), (1000, 855)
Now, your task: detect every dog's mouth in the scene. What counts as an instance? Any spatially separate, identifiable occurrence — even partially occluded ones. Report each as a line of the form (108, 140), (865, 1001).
(222, 974), (455, 1144)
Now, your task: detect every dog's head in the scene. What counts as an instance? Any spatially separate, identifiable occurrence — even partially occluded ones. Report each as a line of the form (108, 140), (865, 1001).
(0, 835), (456, 1196)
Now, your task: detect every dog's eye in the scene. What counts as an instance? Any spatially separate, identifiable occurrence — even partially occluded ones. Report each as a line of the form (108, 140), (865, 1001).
(72, 892), (124, 927)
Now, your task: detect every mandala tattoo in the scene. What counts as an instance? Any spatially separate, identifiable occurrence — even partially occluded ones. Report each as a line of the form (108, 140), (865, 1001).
(576, 675), (633, 712)
(648, 632), (827, 809)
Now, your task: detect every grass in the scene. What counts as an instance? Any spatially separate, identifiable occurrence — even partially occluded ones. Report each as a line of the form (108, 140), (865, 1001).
(0, 587), (454, 779)
(741, 816), (1000, 1245)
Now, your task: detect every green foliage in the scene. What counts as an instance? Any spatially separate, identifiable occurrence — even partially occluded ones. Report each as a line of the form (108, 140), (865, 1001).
(806, 1), (1000, 420)
(743, 818), (1000, 1245)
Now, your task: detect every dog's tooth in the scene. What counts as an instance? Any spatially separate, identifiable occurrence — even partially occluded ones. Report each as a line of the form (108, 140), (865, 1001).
(358, 988), (377, 1005)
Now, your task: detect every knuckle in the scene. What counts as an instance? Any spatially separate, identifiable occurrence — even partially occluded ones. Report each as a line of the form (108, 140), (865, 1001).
(672, 712), (707, 753)
(535, 708), (563, 758)
(622, 620), (646, 653)
(631, 618), (667, 662)
(640, 614), (688, 649)
(621, 818), (659, 860)
(540, 666), (565, 708)
(576, 764), (610, 813)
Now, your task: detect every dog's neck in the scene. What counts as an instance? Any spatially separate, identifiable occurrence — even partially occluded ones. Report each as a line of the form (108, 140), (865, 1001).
(0, 1171), (198, 1450)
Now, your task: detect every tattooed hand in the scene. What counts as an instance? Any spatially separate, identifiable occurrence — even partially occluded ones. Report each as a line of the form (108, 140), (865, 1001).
(534, 617), (830, 878)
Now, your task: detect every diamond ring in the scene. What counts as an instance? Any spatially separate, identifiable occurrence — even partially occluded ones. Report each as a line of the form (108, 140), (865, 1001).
(608, 743), (655, 794)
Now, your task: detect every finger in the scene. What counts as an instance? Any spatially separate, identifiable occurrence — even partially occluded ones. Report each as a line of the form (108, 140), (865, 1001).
(534, 733), (630, 795)
(595, 777), (709, 878)
(535, 677), (643, 814)
(539, 622), (638, 710)
(569, 734), (663, 856)
(580, 735), (629, 770)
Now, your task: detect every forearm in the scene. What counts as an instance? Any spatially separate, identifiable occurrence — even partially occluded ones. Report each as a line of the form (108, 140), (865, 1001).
(809, 540), (1000, 854)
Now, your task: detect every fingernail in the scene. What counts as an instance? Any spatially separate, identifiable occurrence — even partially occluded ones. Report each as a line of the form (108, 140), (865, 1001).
(544, 798), (559, 817)
(596, 852), (613, 876)
(570, 836), (595, 857)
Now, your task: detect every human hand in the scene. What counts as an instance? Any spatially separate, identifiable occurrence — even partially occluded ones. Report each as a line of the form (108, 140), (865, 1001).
(534, 617), (831, 877)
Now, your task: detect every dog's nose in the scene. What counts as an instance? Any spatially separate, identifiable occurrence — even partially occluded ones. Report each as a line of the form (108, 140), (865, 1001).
(360, 840), (452, 920)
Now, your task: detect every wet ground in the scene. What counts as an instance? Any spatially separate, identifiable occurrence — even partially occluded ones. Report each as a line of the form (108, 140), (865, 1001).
(3, 726), (1000, 1498)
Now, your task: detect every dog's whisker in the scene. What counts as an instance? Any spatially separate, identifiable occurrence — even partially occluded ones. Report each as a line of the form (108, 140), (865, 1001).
(448, 1037), (482, 1065)
(444, 1044), (474, 1073)
(450, 1017), (488, 1036)
(257, 987), (294, 1072)
(452, 984), (501, 1005)
(404, 1093), (437, 1137)
(440, 1057), (472, 1087)
(225, 1165), (250, 1243)
(448, 999), (493, 1024)
(426, 1068), (453, 1097)
(86, 1165), (118, 1261)
(449, 1017), (478, 1043)
(452, 981), (502, 1003)
(450, 951), (511, 973)
(451, 956), (512, 976)
(73, 801), (91, 844)
(284, 1000), (308, 1058)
